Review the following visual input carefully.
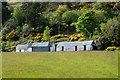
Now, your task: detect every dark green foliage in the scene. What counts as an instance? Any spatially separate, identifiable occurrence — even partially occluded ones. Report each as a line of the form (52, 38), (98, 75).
(76, 10), (97, 36)
(2, 41), (6, 52)
(21, 2), (48, 29)
(62, 10), (78, 26)
(15, 26), (21, 36)
(22, 24), (32, 37)
(12, 7), (23, 26)
(2, 18), (17, 35)
(100, 15), (120, 46)
(93, 2), (112, 13)
(2, 2), (11, 23)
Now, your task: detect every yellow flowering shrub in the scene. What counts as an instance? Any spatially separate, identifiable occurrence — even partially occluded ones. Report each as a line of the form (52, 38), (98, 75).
(12, 46), (16, 49)
(34, 33), (43, 42)
(41, 37), (46, 41)
(69, 34), (85, 41)
(105, 46), (119, 51)
(5, 31), (17, 40)
(50, 28), (54, 32)
(28, 33), (44, 42)
(1, 35), (6, 40)
(50, 34), (68, 40)
(28, 34), (34, 40)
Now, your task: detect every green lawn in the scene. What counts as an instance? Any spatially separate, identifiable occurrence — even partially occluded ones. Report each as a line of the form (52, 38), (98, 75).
(2, 51), (118, 78)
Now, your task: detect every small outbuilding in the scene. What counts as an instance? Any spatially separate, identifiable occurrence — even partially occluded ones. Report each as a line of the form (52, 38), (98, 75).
(16, 42), (55, 52)
(56, 40), (97, 51)
(16, 43), (32, 52)
(32, 42), (55, 52)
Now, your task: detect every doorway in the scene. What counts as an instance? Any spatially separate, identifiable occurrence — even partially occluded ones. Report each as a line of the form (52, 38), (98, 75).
(75, 46), (77, 51)
(62, 46), (64, 51)
(84, 45), (86, 51)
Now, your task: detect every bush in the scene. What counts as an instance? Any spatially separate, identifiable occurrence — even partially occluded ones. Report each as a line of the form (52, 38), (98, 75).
(50, 34), (68, 40)
(69, 34), (85, 41)
(105, 46), (119, 51)
(56, 38), (69, 42)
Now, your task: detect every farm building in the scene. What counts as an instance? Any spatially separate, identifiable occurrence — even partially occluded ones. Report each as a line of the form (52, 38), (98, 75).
(32, 42), (55, 52)
(16, 43), (32, 52)
(56, 40), (97, 51)
(16, 42), (55, 52)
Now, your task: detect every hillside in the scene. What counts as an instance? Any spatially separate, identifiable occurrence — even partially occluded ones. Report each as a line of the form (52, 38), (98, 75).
(1, 2), (120, 52)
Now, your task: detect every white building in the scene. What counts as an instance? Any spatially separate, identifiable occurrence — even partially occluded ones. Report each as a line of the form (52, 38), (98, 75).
(16, 42), (55, 52)
(16, 43), (32, 52)
(56, 40), (97, 51)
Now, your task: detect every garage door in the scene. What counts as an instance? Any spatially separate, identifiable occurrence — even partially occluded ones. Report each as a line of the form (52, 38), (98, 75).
(32, 47), (49, 52)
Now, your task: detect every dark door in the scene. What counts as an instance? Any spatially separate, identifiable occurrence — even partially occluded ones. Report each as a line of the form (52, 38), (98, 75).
(49, 46), (50, 51)
(62, 46), (64, 51)
(75, 46), (77, 51)
(84, 45), (86, 51)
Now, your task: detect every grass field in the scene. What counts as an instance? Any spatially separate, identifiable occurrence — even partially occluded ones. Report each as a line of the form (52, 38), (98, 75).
(2, 51), (118, 78)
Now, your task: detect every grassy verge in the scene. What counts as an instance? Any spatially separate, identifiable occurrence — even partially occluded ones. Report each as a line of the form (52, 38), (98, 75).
(2, 51), (118, 78)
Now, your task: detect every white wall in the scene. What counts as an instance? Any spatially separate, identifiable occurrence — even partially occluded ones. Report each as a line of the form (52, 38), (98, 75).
(77, 46), (84, 51)
(16, 50), (20, 52)
(50, 44), (55, 52)
(21, 49), (24, 52)
(57, 45), (93, 51)
(27, 48), (32, 52)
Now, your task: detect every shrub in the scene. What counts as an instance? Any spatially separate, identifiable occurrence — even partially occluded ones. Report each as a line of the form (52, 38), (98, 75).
(12, 46), (16, 49)
(69, 34), (85, 41)
(105, 46), (119, 51)
(50, 34), (68, 41)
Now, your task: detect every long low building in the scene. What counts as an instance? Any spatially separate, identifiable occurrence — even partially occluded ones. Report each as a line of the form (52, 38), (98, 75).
(16, 40), (97, 52)
(16, 42), (55, 52)
(56, 40), (97, 51)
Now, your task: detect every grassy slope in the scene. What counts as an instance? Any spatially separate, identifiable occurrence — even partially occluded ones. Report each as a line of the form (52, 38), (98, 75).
(2, 51), (118, 78)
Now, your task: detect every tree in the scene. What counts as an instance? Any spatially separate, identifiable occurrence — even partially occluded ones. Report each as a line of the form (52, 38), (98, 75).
(2, 2), (11, 24)
(21, 2), (48, 28)
(62, 10), (78, 34)
(15, 26), (21, 35)
(43, 26), (50, 41)
(62, 10), (78, 26)
(22, 24), (32, 37)
(2, 18), (17, 35)
(76, 10), (97, 36)
(100, 14), (120, 46)
(93, 2), (112, 13)
(49, 5), (69, 25)
(12, 7), (23, 26)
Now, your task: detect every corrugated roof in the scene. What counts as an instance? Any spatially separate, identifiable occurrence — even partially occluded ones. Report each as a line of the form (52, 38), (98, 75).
(57, 40), (95, 46)
(32, 42), (53, 47)
(16, 43), (32, 50)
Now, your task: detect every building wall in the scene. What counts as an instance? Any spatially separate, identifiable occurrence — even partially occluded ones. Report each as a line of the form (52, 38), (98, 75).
(57, 45), (93, 51)
(16, 50), (20, 52)
(21, 49), (25, 52)
(27, 48), (32, 52)
(77, 46), (84, 51)
(50, 43), (55, 52)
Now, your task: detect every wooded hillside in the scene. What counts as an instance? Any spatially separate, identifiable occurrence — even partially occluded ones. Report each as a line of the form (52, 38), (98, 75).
(1, 2), (120, 52)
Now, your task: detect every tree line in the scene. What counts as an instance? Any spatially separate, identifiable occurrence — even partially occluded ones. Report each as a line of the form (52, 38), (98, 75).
(1, 2), (120, 51)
